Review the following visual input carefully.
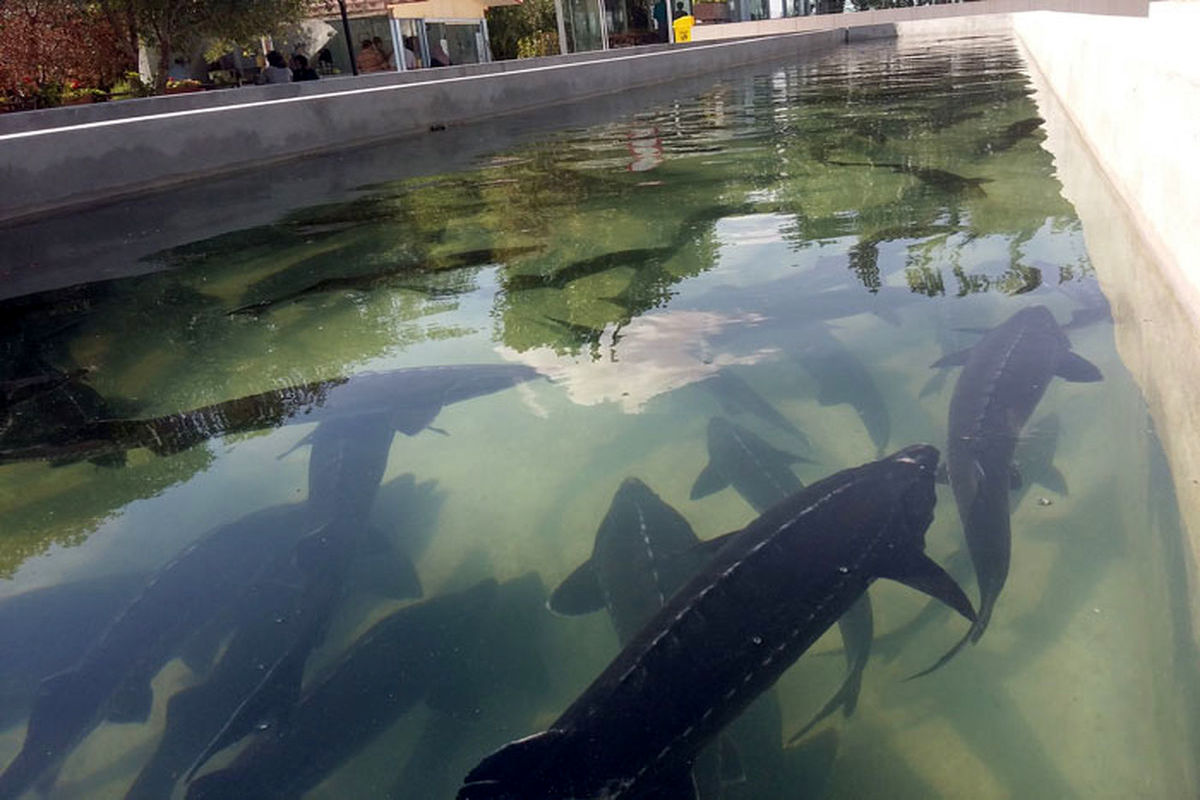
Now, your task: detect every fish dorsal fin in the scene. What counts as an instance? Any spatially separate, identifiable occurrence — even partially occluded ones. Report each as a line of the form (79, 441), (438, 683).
(1055, 350), (1103, 382)
(930, 347), (973, 369)
(876, 550), (976, 624)
(393, 402), (446, 436)
(690, 461), (730, 500)
(547, 559), (605, 616)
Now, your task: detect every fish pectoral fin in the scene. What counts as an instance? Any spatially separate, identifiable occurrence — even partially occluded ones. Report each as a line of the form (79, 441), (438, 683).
(1039, 465), (1069, 496)
(876, 550), (977, 624)
(548, 559), (605, 616)
(460, 730), (570, 798)
(690, 462), (730, 500)
(1055, 350), (1103, 382)
(106, 678), (153, 723)
(930, 347), (973, 368)
(718, 736), (746, 785)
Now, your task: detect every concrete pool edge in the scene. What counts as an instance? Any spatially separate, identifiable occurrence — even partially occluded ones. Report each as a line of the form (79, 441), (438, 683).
(1017, 6), (1200, 761)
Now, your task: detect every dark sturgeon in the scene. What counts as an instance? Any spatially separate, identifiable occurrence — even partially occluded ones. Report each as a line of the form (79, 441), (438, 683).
(0, 504), (318, 799)
(549, 478), (754, 798)
(459, 445), (974, 800)
(0, 363), (541, 467)
(186, 575), (547, 800)
(688, 417), (872, 743)
(124, 414), (406, 800)
(915, 305), (1101, 676)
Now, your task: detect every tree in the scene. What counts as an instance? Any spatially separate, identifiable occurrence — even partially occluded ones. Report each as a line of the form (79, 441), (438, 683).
(486, 0), (558, 61)
(0, 0), (132, 110)
(93, 0), (315, 92)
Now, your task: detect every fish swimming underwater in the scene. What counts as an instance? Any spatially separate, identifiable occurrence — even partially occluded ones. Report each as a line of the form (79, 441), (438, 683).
(123, 414), (411, 800)
(186, 574), (548, 800)
(700, 370), (811, 449)
(687, 417), (871, 743)
(459, 445), (974, 800)
(0, 363), (541, 467)
(793, 324), (891, 457)
(690, 417), (812, 515)
(0, 504), (317, 799)
(914, 305), (1101, 676)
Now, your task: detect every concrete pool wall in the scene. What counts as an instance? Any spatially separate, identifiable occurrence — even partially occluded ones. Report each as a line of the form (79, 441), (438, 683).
(1014, 1), (1200, 667)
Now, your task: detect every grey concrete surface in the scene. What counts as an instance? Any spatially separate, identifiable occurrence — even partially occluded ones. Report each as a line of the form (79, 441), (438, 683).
(0, 30), (845, 225)
(690, 0), (1147, 41)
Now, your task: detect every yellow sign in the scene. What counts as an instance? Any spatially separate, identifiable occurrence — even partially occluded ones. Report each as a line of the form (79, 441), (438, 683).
(673, 14), (695, 43)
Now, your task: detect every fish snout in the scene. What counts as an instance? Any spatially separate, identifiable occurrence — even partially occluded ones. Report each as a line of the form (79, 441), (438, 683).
(889, 443), (939, 474)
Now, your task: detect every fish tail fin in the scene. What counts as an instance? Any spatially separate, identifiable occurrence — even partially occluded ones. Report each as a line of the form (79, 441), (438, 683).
(906, 598), (994, 680)
(786, 666), (863, 745)
(905, 624), (974, 681)
(459, 731), (567, 800)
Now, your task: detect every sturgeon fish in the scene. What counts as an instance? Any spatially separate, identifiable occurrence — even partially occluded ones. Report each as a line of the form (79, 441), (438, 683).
(688, 417), (872, 743)
(186, 574), (547, 800)
(690, 417), (811, 514)
(0, 363), (541, 467)
(914, 305), (1101, 676)
(124, 414), (408, 800)
(459, 444), (973, 800)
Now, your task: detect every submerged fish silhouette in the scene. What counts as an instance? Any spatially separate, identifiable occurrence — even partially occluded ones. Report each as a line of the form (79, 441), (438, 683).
(913, 305), (1101, 677)
(690, 417), (812, 514)
(0, 363), (541, 467)
(459, 445), (974, 800)
(688, 417), (871, 744)
(794, 325), (891, 457)
(124, 414), (411, 800)
(186, 574), (547, 800)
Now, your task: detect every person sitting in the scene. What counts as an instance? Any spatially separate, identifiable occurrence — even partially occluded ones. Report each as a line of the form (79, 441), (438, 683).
(262, 50), (292, 83)
(316, 47), (335, 74)
(373, 36), (395, 69)
(356, 39), (387, 73)
(428, 40), (451, 67)
(291, 54), (319, 82)
(402, 36), (418, 69)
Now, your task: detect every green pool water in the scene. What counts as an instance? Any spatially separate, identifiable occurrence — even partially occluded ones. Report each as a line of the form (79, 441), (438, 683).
(0, 32), (1195, 800)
